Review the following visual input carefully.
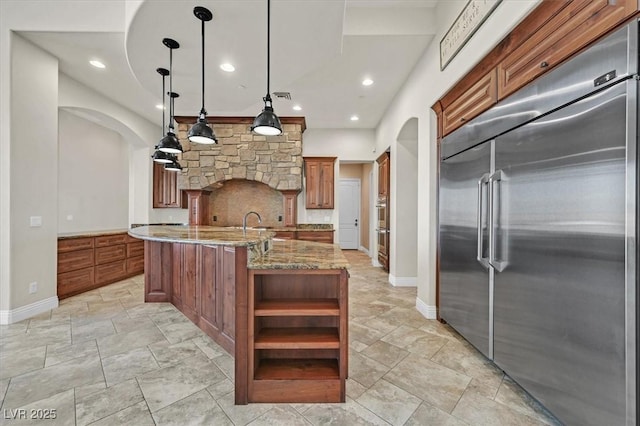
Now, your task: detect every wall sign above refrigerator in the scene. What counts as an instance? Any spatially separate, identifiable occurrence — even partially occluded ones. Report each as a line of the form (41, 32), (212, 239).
(440, 0), (502, 70)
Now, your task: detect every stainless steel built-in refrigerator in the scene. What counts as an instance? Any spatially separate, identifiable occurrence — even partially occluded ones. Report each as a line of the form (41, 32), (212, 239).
(439, 20), (637, 426)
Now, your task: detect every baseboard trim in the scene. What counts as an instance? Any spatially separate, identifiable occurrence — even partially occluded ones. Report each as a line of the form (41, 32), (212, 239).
(416, 297), (437, 320)
(389, 274), (417, 287)
(358, 246), (370, 256)
(372, 258), (382, 267)
(0, 296), (59, 325)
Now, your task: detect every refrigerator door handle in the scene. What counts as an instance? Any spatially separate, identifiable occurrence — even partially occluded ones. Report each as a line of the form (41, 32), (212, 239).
(477, 174), (490, 268)
(489, 170), (508, 272)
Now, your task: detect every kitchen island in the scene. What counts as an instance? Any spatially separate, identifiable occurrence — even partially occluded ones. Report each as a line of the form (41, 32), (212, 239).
(128, 225), (349, 404)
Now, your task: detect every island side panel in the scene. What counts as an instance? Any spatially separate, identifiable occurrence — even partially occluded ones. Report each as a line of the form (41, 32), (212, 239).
(235, 246), (249, 405)
(144, 240), (243, 357)
(144, 240), (172, 302)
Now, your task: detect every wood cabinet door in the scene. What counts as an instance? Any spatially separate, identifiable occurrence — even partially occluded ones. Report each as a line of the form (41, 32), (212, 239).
(497, 0), (637, 99)
(376, 152), (390, 198)
(442, 70), (497, 136)
(305, 161), (320, 208)
(320, 161), (335, 208)
(153, 162), (182, 208)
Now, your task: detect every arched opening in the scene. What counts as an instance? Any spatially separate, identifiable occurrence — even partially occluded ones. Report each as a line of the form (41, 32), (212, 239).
(391, 117), (418, 286)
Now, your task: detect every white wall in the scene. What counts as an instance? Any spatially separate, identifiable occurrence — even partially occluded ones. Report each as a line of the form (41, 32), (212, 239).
(58, 110), (129, 233)
(375, 0), (540, 318)
(4, 34), (59, 318)
(299, 128), (376, 235)
(0, 1), (163, 321)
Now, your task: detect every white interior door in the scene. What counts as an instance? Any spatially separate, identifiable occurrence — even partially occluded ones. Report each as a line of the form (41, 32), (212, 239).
(339, 179), (360, 249)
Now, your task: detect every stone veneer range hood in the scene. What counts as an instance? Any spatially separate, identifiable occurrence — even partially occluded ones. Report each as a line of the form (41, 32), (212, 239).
(173, 116), (306, 226)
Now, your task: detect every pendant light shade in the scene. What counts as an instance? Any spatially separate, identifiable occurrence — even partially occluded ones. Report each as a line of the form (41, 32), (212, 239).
(164, 158), (183, 172)
(158, 91), (182, 154)
(152, 148), (174, 163)
(158, 38), (183, 154)
(152, 67), (175, 163)
(252, 0), (282, 136)
(188, 6), (217, 144)
(252, 94), (282, 135)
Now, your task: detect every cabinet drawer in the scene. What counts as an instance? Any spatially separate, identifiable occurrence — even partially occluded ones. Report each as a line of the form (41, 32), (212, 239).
(58, 237), (94, 253)
(127, 241), (144, 258)
(95, 245), (126, 265)
(497, 0), (636, 99)
(274, 231), (296, 240)
(95, 261), (127, 284)
(95, 233), (127, 247)
(57, 267), (95, 299)
(127, 256), (144, 275)
(297, 231), (334, 244)
(58, 248), (94, 274)
(442, 70), (497, 136)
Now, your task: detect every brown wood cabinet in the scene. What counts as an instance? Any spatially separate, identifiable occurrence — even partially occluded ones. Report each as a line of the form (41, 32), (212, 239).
(153, 162), (185, 208)
(274, 230), (334, 244)
(246, 268), (348, 403)
(304, 157), (336, 209)
(144, 240), (241, 354)
(376, 152), (390, 271)
(498, 0), (637, 99)
(433, 0), (639, 137)
(442, 70), (497, 136)
(57, 232), (144, 299)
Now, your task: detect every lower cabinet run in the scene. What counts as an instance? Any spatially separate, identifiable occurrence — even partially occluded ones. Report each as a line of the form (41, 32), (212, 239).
(245, 269), (348, 403)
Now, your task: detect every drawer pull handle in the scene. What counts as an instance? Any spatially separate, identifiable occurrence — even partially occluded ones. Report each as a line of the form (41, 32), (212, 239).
(540, 61), (549, 68)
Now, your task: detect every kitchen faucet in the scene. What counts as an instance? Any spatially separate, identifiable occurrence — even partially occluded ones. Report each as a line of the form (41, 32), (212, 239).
(242, 211), (262, 234)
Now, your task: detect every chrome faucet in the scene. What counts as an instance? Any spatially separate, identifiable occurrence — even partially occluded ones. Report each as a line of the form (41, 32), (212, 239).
(242, 211), (262, 233)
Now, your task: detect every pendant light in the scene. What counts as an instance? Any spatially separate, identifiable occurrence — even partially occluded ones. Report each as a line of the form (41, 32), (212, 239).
(157, 38), (183, 154)
(188, 6), (217, 144)
(251, 0), (282, 136)
(152, 67), (174, 163)
(164, 91), (183, 172)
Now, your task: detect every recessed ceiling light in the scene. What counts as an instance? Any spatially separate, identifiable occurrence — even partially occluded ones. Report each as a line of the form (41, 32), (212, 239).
(350, 115), (359, 121)
(155, 104), (164, 110)
(362, 78), (374, 86)
(220, 63), (235, 72)
(293, 105), (302, 111)
(89, 60), (106, 69)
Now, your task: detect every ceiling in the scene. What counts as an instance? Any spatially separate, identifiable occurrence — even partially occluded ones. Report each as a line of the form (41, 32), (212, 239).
(20, 0), (438, 130)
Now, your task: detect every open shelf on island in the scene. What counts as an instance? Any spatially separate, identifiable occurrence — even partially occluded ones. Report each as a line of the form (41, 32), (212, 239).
(245, 268), (349, 403)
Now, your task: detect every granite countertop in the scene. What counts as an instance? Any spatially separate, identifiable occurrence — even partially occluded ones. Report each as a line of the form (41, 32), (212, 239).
(220, 223), (334, 232)
(58, 229), (129, 239)
(248, 239), (349, 270)
(128, 225), (273, 247)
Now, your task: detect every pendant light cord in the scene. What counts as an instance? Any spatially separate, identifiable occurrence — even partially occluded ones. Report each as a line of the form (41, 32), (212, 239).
(161, 74), (166, 135)
(266, 0), (271, 98)
(169, 47), (174, 130)
(200, 18), (206, 113)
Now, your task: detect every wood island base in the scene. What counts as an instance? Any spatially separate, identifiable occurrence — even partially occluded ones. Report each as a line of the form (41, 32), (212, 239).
(140, 236), (348, 405)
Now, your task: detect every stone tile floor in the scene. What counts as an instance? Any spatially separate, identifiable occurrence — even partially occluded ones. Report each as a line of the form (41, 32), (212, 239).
(0, 251), (560, 425)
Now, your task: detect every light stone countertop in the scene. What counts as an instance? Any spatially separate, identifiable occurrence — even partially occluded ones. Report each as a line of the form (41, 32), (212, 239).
(127, 225), (273, 247)
(248, 239), (349, 270)
(127, 225), (348, 270)
(58, 229), (130, 239)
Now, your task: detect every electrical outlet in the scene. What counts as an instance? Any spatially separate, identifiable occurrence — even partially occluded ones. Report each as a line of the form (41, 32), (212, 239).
(30, 216), (42, 227)
(324, 216), (330, 222)
(278, 215), (282, 222)
(29, 282), (37, 294)
(66, 215), (73, 221)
